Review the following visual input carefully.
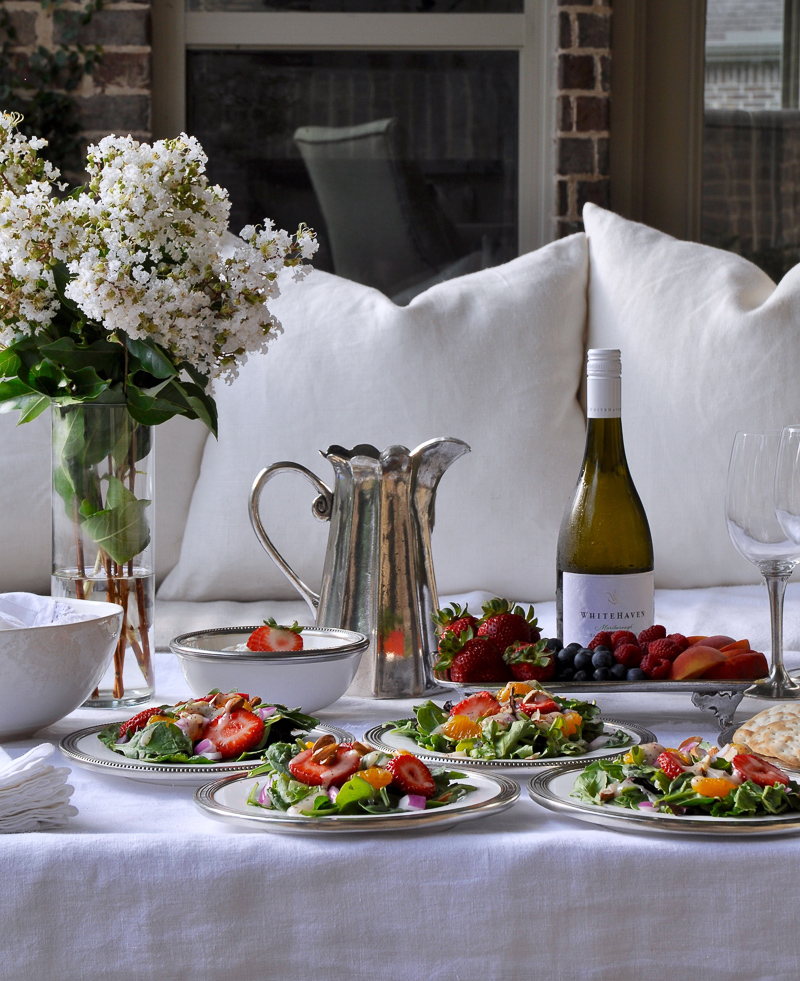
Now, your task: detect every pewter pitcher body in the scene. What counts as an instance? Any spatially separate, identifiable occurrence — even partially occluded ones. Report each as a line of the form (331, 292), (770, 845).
(249, 437), (470, 697)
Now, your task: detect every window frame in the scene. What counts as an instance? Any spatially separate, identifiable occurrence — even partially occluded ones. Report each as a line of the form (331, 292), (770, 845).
(151, 0), (558, 254)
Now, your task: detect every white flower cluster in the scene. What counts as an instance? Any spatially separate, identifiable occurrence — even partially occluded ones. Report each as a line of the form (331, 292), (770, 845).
(0, 115), (317, 380)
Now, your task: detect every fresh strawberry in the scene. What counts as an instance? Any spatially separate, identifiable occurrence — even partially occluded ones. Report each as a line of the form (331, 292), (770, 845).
(434, 629), (510, 683)
(247, 618), (304, 652)
(613, 643), (643, 668)
(432, 603), (478, 647)
(204, 708), (265, 759)
(477, 598), (539, 649)
(588, 631), (614, 651)
(119, 706), (164, 739)
(640, 652), (671, 679)
(610, 630), (638, 649)
(667, 633), (690, 652)
(732, 753), (790, 788)
(518, 693), (560, 716)
(657, 751), (688, 781)
(385, 753), (436, 799)
(450, 691), (502, 720)
(638, 624), (667, 645)
(503, 640), (555, 682)
(288, 743), (362, 788)
(647, 638), (683, 663)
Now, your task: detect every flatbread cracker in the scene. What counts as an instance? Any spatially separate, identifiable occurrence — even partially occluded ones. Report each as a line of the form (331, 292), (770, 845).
(733, 703), (800, 767)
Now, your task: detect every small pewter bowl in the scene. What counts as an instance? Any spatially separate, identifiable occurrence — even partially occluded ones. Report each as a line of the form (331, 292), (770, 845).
(170, 626), (368, 713)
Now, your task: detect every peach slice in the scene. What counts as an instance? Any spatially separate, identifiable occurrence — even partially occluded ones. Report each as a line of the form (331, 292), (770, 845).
(670, 645), (727, 680)
(687, 635), (736, 651)
(703, 651), (769, 681)
(720, 639), (750, 655)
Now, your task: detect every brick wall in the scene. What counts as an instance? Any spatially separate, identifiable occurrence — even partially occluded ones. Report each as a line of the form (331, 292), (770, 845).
(2, 0), (151, 150)
(555, 0), (612, 237)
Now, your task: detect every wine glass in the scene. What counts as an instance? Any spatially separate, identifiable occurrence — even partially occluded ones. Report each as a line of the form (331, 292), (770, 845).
(725, 430), (800, 698)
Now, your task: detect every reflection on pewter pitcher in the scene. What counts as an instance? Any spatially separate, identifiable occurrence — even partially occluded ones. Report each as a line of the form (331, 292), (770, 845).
(249, 438), (470, 698)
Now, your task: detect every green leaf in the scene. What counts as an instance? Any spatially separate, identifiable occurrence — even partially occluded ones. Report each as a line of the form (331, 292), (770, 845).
(39, 336), (121, 375)
(80, 475), (151, 565)
(17, 394), (50, 423)
(125, 336), (178, 380)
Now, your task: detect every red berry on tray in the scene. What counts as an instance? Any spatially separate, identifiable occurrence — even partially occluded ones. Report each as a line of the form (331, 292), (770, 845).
(613, 643), (643, 668)
(435, 631), (510, 683)
(640, 652), (671, 679)
(638, 624), (667, 645)
(477, 598), (539, 648)
(503, 640), (555, 682)
(647, 638), (683, 663)
(667, 632), (690, 652)
(432, 603), (478, 647)
(588, 631), (614, 650)
(610, 630), (638, 650)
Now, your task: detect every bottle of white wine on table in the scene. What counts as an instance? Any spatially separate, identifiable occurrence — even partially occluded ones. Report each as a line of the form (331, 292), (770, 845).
(556, 348), (654, 647)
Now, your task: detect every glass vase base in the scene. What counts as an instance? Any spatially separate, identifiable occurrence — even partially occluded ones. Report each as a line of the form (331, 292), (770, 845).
(83, 688), (154, 709)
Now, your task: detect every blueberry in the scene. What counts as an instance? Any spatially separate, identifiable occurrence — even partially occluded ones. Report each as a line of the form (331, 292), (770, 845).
(594, 645), (612, 655)
(549, 638), (563, 651)
(557, 647), (576, 666)
(573, 669), (590, 683)
(591, 650), (615, 669)
(573, 649), (594, 671)
(627, 667), (647, 681)
(566, 642), (581, 651)
(610, 662), (627, 680)
(593, 667), (612, 681)
(557, 667), (575, 682)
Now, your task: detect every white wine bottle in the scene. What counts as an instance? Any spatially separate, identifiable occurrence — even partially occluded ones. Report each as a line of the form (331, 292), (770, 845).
(556, 348), (654, 646)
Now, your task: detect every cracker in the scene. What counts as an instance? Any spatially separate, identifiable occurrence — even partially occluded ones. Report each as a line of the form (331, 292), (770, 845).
(733, 703), (800, 767)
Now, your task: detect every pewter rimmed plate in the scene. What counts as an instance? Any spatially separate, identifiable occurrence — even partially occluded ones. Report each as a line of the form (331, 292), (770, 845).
(363, 719), (656, 771)
(59, 723), (353, 786)
(528, 763), (800, 837)
(194, 768), (519, 835)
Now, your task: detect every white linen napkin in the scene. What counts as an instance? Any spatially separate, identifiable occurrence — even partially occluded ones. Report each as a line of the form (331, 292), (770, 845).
(0, 592), (93, 630)
(0, 743), (78, 832)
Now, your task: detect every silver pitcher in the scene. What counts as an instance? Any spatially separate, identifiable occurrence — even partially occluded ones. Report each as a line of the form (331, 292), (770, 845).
(249, 437), (470, 698)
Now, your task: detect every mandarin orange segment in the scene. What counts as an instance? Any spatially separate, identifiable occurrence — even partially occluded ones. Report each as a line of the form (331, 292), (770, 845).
(147, 715), (173, 726)
(498, 681), (534, 701)
(441, 715), (483, 740)
(560, 711), (582, 738)
(691, 776), (736, 798)
(358, 767), (394, 789)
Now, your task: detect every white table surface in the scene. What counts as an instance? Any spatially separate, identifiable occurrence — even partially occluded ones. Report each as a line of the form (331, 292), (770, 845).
(4, 638), (800, 981)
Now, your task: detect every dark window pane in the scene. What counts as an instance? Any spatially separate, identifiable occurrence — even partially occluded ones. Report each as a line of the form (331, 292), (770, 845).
(187, 50), (518, 301)
(187, 1), (522, 11)
(702, 0), (800, 279)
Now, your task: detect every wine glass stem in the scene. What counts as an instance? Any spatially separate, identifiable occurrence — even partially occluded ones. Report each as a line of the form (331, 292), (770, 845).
(764, 571), (792, 679)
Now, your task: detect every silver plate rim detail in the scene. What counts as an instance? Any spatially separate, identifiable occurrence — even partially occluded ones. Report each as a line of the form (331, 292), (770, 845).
(194, 767), (520, 834)
(528, 762), (800, 837)
(362, 718), (657, 769)
(170, 625), (369, 662)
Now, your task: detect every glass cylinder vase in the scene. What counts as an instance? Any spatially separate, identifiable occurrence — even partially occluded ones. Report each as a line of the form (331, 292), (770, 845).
(51, 404), (155, 706)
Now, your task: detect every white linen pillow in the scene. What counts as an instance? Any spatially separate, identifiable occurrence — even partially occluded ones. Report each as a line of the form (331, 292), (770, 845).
(158, 235), (589, 603)
(583, 202), (800, 587)
(0, 410), (207, 593)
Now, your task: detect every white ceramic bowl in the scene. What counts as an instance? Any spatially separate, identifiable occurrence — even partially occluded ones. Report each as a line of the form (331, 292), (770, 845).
(170, 626), (369, 713)
(0, 598), (123, 739)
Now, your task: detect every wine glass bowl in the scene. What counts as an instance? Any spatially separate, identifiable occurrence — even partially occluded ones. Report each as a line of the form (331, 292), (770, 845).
(725, 430), (800, 698)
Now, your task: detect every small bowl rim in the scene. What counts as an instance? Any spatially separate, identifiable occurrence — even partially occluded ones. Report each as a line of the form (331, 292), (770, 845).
(170, 625), (369, 663)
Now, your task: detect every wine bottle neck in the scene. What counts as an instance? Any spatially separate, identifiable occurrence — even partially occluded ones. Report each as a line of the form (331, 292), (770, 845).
(583, 417), (627, 468)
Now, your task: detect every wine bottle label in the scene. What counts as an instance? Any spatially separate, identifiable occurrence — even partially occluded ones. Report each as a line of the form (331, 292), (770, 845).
(586, 375), (621, 418)
(561, 571), (655, 647)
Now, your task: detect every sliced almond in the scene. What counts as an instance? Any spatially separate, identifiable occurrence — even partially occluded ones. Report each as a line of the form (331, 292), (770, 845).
(224, 695), (244, 713)
(351, 741), (371, 756)
(311, 742), (339, 764)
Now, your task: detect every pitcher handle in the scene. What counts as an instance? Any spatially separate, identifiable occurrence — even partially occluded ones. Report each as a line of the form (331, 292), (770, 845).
(249, 462), (333, 615)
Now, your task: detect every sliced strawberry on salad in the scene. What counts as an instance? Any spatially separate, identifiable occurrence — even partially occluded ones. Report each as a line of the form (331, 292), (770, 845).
(247, 738), (474, 817)
(98, 691), (318, 765)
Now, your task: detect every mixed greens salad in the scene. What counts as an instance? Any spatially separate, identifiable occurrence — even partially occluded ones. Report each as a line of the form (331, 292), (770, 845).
(572, 740), (800, 818)
(247, 736), (475, 817)
(389, 685), (631, 762)
(98, 691), (318, 765)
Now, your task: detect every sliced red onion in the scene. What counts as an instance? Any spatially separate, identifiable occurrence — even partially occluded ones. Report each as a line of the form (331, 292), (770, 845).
(258, 786), (273, 807)
(637, 801), (655, 810)
(194, 738), (220, 758)
(587, 735), (610, 751)
(175, 718), (191, 733)
(397, 794), (427, 811)
(327, 786), (339, 802)
(257, 706), (277, 720)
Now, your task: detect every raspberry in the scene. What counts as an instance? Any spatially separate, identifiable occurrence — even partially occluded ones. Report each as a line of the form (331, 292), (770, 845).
(647, 638), (683, 662)
(638, 624), (667, 645)
(588, 631), (614, 650)
(667, 633), (690, 652)
(613, 643), (643, 668)
(610, 630), (638, 650)
(640, 652), (671, 679)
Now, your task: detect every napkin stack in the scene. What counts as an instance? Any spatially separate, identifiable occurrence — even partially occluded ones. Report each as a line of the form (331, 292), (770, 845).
(0, 744), (78, 832)
(0, 592), (93, 630)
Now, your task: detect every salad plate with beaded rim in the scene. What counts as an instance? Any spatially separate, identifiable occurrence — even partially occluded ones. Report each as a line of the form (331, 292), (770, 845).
(362, 719), (657, 771)
(59, 723), (353, 786)
(194, 767), (519, 834)
(528, 762), (800, 837)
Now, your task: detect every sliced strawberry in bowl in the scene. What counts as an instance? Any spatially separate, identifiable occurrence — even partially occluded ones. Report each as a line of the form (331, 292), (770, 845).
(450, 691), (502, 720)
(385, 753), (436, 799)
(247, 618), (304, 652)
(288, 744), (363, 788)
(203, 708), (266, 759)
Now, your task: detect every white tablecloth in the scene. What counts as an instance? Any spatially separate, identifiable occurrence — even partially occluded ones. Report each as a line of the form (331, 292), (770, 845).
(4, 589), (800, 981)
